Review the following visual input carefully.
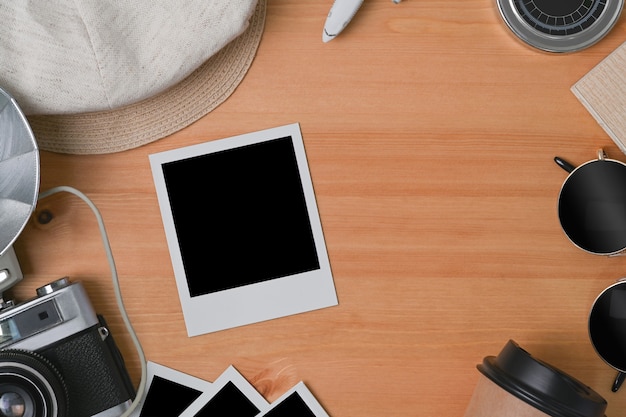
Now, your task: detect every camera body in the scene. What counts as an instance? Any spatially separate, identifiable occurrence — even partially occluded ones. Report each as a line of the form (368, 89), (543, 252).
(0, 277), (135, 417)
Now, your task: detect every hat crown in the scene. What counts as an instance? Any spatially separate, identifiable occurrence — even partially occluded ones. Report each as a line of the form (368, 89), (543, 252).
(0, 0), (257, 115)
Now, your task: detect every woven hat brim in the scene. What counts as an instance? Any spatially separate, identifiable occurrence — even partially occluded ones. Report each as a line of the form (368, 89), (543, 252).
(27, 0), (266, 155)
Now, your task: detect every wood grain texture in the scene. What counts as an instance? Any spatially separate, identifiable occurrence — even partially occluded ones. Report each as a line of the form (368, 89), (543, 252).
(10, 1), (626, 415)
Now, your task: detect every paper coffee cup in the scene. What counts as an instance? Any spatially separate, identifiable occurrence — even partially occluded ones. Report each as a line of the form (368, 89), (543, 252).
(464, 374), (551, 417)
(463, 340), (607, 417)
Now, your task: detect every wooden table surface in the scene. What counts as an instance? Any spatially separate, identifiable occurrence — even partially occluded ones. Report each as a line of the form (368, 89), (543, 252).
(11, 0), (626, 415)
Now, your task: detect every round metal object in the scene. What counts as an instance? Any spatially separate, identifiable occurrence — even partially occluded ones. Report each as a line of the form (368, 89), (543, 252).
(36, 277), (71, 297)
(497, 0), (624, 52)
(0, 87), (40, 257)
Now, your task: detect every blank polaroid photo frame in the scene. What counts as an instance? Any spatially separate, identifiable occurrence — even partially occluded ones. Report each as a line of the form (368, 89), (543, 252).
(130, 362), (213, 417)
(150, 123), (337, 336)
(258, 382), (330, 417)
(179, 365), (269, 417)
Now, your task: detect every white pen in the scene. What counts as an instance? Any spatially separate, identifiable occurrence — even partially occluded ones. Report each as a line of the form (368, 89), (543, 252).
(322, 0), (364, 43)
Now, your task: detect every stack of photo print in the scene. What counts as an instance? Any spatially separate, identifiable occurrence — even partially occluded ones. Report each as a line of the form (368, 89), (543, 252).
(130, 362), (330, 417)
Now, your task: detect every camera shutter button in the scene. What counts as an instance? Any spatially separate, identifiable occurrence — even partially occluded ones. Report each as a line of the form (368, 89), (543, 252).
(36, 277), (71, 297)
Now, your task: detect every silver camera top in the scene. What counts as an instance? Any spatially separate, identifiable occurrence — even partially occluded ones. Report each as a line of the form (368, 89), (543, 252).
(0, 277), (99, 352)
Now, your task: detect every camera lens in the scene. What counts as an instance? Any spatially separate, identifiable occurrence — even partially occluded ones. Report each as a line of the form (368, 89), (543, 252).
(0, 387), (31, 417)
(0, 351), (68, 417)
(0, 392), (24, 417)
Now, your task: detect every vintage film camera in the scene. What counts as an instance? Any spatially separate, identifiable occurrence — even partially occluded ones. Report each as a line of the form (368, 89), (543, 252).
(0, 87), (136, 416)
(0, 260), (135, 417)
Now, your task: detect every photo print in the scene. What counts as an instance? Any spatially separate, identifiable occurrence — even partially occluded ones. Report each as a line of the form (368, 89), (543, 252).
(258, 382), (330, 417)
(129, 362), (213, 417)
(179, 365), (269, 417)
(150, 123), (338, 336)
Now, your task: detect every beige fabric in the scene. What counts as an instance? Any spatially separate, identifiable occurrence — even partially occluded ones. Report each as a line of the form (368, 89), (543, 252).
(0, 0), (266, 154)
(0, 0), (257, 114)
(572, 41), (626, 155)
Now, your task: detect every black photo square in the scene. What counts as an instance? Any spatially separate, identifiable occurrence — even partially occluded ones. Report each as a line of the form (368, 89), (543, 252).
(161, 136), (320, 297)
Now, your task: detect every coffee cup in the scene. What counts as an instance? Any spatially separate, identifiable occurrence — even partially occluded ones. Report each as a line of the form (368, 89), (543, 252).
(463, 340), (607, 417)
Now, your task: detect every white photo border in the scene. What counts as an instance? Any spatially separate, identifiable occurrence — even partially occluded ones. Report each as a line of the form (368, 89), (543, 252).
(150, 123), (337, 336)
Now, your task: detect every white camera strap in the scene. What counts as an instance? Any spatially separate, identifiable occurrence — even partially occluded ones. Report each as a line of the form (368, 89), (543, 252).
(38, 186), (147, 417)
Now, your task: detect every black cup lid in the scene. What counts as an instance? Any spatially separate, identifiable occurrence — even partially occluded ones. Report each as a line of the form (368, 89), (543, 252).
(478, 340), (607, 417)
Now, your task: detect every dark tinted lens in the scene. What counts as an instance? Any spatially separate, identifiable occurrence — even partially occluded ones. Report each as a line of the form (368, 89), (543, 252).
(559, 161), (626, 254)
(590, 283), (626, 371)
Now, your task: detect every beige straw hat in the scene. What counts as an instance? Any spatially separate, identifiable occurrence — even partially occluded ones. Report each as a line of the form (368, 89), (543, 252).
(0, 0), (266, 154)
